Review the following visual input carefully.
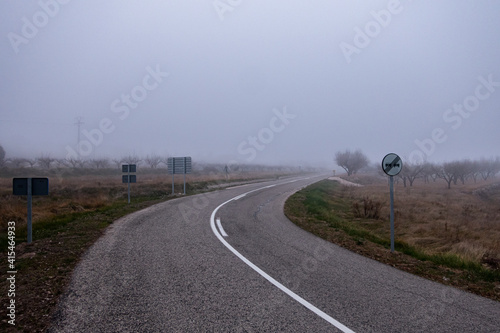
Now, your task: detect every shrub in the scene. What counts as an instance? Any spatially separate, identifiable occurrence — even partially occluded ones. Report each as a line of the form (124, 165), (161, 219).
(352, 196), (383, 219)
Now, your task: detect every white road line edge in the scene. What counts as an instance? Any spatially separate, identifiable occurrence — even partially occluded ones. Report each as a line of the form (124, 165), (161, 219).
(210, 180), (355, 333)
(233, 194), (246, 200)
(216, 218), (228, 237)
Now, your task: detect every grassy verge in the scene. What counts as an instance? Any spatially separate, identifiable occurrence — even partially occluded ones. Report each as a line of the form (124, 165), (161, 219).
(0, 172), (294, 332)
(284, 179), (500, 302)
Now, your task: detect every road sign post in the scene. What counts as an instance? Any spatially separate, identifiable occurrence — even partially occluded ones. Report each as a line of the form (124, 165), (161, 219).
(122, 164), (137, 203)
(381, 153), (403, 253)
(13, 178), (49, 244)
(167, 157), (192, 195)
(389, 175), (395, 252)
(27, 178), (32, 244)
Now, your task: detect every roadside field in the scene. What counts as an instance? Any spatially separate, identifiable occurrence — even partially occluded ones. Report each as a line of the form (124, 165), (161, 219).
(285, 176), (500, 302)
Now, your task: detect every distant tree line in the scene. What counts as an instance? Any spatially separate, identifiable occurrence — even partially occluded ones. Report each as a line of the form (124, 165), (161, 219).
(0, 148), (305, 174)
(397, 158), (500, 189)
(334, 148), (500, 189)
(0, 153), (170, 170)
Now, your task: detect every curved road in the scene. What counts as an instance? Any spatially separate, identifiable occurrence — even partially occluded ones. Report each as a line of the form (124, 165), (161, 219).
(49, 175), (500, 332)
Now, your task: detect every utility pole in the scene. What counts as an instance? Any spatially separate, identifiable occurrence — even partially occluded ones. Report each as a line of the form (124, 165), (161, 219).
(74, 117), (84, 155)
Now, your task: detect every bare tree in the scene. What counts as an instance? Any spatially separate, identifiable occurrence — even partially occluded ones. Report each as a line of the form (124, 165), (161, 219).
(65, 157), (81, 168)
(88, 158), (110, 169)
(454, 159), (475, 185)
(398, 173), (408, 187)
(145, 154), (162, 169)
(122, 155), (142, 165)
(37, 154), (56, 169)
(99, 158), (109, 169)
(10, 158), (28, 168)
(420, 162), (437, 183)
(26, 159), (37, 168)
(399, 162), (424, 187)
(437, 162), (459, 189)
(112, 158), (123, 169)
(55, 158), (70, 168)
(335, 149), (369, 176)
(479, 157), (500, 180)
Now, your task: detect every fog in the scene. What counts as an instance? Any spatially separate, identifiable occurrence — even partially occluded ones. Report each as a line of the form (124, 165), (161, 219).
(1, 1), (499, 168)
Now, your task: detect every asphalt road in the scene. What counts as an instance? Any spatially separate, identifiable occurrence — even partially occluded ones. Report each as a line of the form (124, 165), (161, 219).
(49, 175), (500, 332)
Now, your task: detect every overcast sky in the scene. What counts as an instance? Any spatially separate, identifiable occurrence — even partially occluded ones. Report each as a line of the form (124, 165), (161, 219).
(1, 1), (499, 168)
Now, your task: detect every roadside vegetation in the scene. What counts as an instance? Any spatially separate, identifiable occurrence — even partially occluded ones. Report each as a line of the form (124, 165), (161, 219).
(285, 176), (500, 302)
(0, 155), (304, 332)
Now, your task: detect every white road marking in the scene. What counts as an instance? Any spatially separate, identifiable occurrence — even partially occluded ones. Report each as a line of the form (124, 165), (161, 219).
(210, 181), (355, 333)
(233, 194), (247, 200)
(216, 218), (228, 237)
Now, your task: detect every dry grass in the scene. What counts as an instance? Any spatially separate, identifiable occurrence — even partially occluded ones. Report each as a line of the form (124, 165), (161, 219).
(0, 170), (285, 234)
(341, 175), (500, 265)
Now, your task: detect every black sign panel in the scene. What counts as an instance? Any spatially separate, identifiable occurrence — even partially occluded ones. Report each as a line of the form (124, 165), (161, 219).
(122, 175), (137, 183)
(122, 164), (137, 173)
(32, 178), (49, 195)
(13, 178), (49, 196)
(13, 178), (27, 195)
